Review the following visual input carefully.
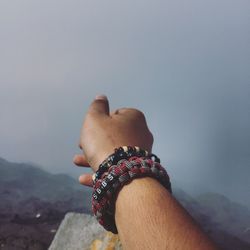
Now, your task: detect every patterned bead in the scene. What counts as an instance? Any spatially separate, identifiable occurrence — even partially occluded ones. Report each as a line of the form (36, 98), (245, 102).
(93, 146), (155, 185)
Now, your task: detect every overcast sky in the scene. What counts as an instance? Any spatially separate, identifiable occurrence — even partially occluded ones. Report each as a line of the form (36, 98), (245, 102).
(0, 0), (249, 206)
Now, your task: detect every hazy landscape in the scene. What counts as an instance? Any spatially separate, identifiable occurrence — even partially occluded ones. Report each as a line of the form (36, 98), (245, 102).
(0, 1), (249, 249)
(0, 157), (91, 250)
(0, 157), (250, 250)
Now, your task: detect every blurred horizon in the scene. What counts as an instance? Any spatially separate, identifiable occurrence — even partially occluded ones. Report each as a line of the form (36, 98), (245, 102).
(0, 1), (249, 208)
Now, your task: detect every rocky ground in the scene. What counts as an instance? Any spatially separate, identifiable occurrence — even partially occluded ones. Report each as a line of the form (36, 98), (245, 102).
(0, 201), (86, 250)
(1, 157), (250, 250)
(0, 217), (60, 250)
(0, 157), (91, 250)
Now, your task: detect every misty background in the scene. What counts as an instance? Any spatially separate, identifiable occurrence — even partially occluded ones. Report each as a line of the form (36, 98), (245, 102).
(0, 0), (249, 207)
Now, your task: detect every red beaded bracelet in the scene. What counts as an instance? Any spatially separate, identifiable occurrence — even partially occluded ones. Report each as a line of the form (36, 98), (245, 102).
(92, 156), (172, 233)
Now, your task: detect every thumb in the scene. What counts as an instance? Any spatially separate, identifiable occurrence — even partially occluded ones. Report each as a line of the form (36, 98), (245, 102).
(88, 95), (110, 116)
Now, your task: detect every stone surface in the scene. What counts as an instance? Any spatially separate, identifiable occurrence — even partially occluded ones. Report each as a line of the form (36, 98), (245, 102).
(49, 213), (122, 250)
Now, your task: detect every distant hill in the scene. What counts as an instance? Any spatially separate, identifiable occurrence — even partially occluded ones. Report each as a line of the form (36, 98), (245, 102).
(0, 157), (91, 215)
(0, 157), (91, 250)
(0, 157), (250, 250)
(196, 192), (250, 244)
(173, 188), (250, 249)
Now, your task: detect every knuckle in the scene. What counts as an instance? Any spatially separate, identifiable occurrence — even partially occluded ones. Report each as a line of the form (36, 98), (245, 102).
(127, 108), (145, 118)
(135, 109), (145, 118)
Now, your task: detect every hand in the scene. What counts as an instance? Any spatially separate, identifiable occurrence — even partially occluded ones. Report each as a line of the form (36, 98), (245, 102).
(73, 95), (154, 187)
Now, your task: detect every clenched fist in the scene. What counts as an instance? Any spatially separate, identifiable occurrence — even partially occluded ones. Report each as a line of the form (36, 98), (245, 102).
(73, 95), (153, 186)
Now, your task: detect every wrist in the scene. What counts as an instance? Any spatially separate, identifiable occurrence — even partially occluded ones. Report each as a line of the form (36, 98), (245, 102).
(90, 145), (151, 172)
(88, 147), (115, 171)
(91, 149), (171, 233)
(115, 177), (171, 222)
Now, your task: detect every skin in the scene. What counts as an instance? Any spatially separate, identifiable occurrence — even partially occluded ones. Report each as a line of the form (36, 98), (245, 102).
(73, 95), (153, 185)
(73, 95), (219, 250)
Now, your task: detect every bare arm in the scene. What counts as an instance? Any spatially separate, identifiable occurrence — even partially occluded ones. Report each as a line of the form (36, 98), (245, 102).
(115, 177), (218, 250)
(73, 95), (219, 250)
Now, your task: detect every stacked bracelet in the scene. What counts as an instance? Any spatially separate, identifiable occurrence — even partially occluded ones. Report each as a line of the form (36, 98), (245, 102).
(91, 148), (172, 234)
(92, 146), (160, 184)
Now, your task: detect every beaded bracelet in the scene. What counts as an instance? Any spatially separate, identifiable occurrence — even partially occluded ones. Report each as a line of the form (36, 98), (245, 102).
(92, 156), (172, 233)
(92, 146), (160, 184)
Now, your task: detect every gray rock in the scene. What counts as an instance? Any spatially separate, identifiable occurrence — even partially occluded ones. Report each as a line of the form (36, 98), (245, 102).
(49, 213), (106, 250)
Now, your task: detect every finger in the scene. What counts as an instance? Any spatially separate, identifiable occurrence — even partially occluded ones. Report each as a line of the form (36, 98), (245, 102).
(88, 95), (110, 117)
(73, 154), (90, 167)
(79, 174), (93, 187)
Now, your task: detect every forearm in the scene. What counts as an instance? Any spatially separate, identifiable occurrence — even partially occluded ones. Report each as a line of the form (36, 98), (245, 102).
(77, 97), (218, 249)
(115, 177), (218, 250)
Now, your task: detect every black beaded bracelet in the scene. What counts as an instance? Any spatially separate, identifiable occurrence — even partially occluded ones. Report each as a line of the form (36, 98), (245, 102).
(92, 146), (160, 184)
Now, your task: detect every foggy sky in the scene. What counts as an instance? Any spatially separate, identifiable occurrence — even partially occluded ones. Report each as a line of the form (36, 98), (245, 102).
(0, 0), (249, 206)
